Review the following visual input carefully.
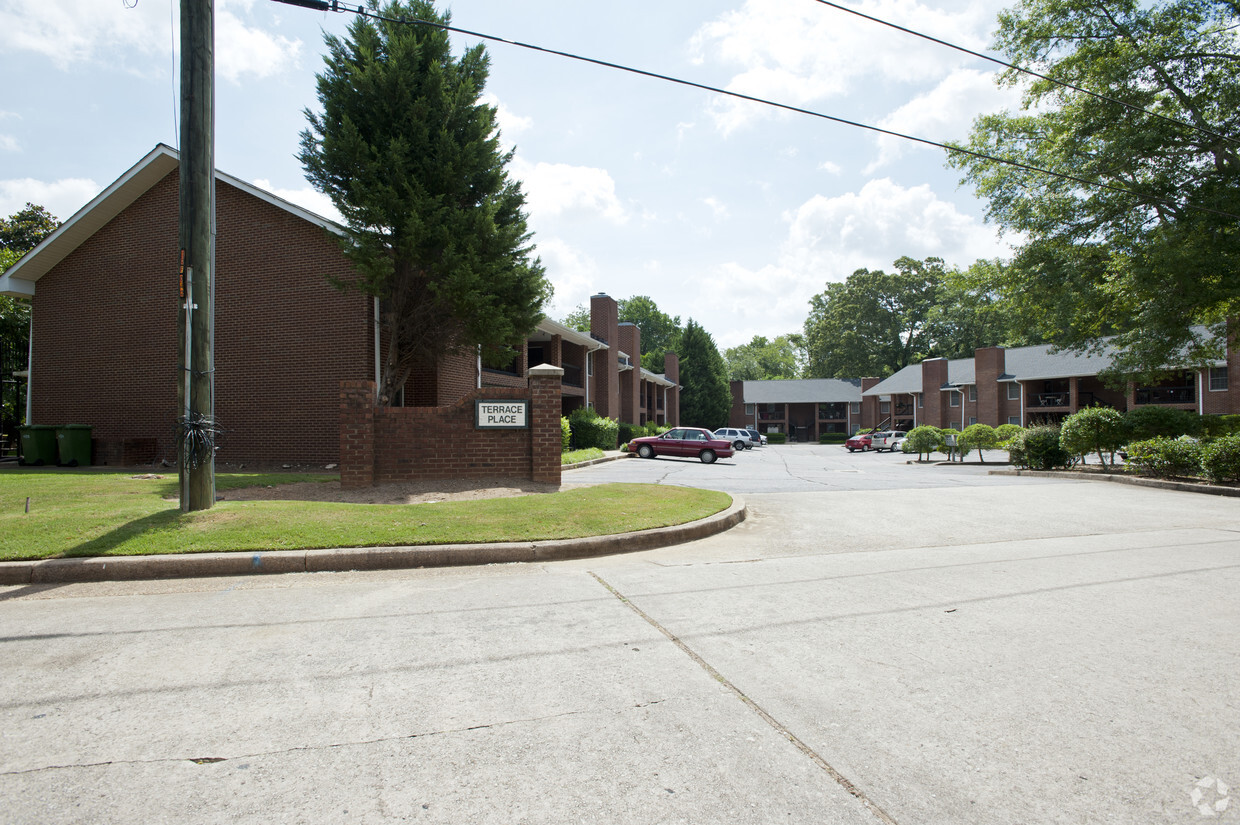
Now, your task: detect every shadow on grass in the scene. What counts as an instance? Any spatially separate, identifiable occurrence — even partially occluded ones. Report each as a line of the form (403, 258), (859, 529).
(60, 508), (187, 558)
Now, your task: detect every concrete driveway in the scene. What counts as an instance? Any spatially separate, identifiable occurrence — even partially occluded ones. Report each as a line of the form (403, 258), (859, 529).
(2, 453), (1237, 824)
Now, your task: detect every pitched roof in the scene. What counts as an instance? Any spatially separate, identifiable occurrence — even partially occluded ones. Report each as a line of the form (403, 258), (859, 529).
(1, 144), (343, 298)
(741, 378), (861, 404)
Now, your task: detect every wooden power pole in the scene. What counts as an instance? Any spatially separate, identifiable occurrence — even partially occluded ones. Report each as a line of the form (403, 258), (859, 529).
(178, 0), (216, 511)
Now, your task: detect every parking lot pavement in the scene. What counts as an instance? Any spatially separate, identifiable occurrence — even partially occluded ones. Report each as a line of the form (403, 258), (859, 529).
(3, 464), (1238, 824)
(564, 442), (1048, 495)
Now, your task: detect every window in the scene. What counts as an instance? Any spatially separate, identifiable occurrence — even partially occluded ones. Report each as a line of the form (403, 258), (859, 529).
(1210, 367), (1229, 391)
(850, 402), (861, 415)
(917, 393), (923, 409)
(1007, 383), (1021, 401)
(968, 417), (977, 426)
(744, 403), (755, 416)
(950, 391), (960, 408)
(968, 385), (977, 402)
(1008, 416), (1021, 426)
(586, 351), (593, 376)
(880, 401), (890, 414)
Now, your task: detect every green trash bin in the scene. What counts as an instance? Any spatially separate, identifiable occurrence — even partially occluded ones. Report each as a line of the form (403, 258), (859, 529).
(56, 424), (93, 467)
(19, 425), (58, 466)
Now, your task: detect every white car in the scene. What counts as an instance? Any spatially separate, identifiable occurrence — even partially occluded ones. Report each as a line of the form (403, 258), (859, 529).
(869, 430), (907, 452)
(714, 427), (754, 450)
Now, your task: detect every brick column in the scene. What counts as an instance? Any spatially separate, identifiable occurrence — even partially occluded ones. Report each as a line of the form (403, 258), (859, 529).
(529, 364), (564, 484)
(922, 358), (949, 428)
(975, 347), (1005, 426)
(861, 377), (880, 429)
(340, 380), (376, 489)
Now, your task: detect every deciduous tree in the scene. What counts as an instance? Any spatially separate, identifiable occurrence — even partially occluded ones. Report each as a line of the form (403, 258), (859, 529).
(949, 0), (1240, 379)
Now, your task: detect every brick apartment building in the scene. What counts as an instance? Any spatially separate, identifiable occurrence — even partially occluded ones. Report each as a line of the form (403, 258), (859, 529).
(730, 338), (1238, 442)
(0, 144), (679, 467)
(864, 339), (1239, 431)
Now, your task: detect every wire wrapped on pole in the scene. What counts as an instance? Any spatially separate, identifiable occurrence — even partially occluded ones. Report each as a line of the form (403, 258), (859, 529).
(176, 412), (221, 471)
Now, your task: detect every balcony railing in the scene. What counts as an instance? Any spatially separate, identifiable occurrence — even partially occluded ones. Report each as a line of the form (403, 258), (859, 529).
(1135, 386), (1194, 405)
(1030, 392), (1068, 407)
(758, 411), (784, 421)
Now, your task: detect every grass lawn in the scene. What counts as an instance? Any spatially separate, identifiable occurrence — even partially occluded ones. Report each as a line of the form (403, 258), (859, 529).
(0, 468), (732, 561)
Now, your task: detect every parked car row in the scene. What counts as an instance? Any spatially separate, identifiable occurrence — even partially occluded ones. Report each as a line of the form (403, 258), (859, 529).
(625, 426), (769, 464)
(846, 430), (906, 452)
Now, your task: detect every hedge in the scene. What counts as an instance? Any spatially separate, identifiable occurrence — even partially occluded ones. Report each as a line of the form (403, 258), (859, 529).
(1124, 436), (1203, 479)
(567, 408), (620, 450)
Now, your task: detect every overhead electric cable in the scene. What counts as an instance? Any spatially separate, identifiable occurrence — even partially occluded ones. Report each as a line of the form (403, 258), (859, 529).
(810, 0), (1239, 148)
(270, 0), (1240, 221)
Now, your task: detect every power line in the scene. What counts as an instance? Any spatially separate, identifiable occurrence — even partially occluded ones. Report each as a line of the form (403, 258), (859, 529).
(270, 0), (1240, 222)
(810, 0), (1239, 149)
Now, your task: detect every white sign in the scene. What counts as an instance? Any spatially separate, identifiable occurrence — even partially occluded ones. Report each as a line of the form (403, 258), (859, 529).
(476, 400), (529, 429)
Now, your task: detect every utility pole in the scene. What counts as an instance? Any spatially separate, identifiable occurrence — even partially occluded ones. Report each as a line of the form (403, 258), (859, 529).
(178, 0), (216, 511)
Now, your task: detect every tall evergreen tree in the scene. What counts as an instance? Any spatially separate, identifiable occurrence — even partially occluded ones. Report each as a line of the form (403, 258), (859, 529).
(678, 319), (732, 429)
(299, 0), (550, 404)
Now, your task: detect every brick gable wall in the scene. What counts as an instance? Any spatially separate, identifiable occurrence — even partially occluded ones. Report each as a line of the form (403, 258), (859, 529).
(30, 170), (369, 466)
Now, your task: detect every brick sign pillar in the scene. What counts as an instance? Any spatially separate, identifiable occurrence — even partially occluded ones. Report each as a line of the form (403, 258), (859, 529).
(340, 380), (376, 489)
(529, 363), (564, 484)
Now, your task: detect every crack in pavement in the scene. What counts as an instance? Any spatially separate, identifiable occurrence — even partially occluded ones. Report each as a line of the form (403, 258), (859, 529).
(0, 709), (595, 777)
(589, 571), (899, 825)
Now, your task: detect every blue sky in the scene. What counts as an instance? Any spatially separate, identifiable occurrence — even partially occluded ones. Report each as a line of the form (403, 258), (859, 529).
(0, 0), (1025, 349)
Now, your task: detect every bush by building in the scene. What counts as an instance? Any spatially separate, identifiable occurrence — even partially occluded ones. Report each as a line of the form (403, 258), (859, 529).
(1201, 435), (1240, 483)
(1123, 436), (1204, 479)
(1007, 425), (1072, 470)
(1060, 406), (1127, 469)
(902, 425), (943, 461)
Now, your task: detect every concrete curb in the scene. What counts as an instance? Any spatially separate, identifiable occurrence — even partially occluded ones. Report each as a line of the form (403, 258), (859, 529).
(0, 497), (746, 585)
(989, 468), (1240, 497)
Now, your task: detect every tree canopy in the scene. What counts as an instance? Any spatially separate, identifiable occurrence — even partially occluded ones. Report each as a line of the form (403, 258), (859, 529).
(803, 257), (944, 379)
(677, 319), (732, 429)
(2, 203), (59, 430)
(723, 334), (804, 381)
(949, 0), (1240, 378)
(299, 0), (550, 404)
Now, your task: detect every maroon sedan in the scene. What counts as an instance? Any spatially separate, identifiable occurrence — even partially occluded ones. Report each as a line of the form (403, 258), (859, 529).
(845, 432), (873, 452)
(629, 427), (736, 464)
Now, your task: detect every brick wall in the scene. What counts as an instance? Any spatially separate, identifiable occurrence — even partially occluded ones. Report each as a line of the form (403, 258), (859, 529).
(617, 322), (641, 424)
(339, 370), (563, 489)
(30, 170), (368, 466)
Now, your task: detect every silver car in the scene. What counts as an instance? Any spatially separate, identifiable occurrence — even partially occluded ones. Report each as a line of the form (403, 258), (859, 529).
(714, 427), (754, 450)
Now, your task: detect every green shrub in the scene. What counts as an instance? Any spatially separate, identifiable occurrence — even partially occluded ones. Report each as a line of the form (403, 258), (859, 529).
(902, 425), (943, 460)
(1123, 406), (1202, 441)
(1124, 436), (1203, 479)
(960, 423), (999, 463)
(766, 432), (787, 444)
(1008, 425), (1071, 470)
(568, 408), (620, 450)
(617, 421), (638, 445)
(818, 432), (847, 444)
(1060, 406), (1126, 468)
(993, 423), (1024, 448)
(560, 417), (572, 452)
(1201, 435), (1240, 483)
(561, 448), (605, 465)
(1201, 414), (1240, 439)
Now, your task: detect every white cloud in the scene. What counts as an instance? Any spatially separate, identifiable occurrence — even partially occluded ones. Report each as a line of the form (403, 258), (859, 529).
(865, 69), (1023, 172)
(702, 197), (729, 220)
(690, 0), (1005, 134)
(215, 9), (302, 84)
(481, 93), (533, 150)
(0, 177), (100, 223)
(512, 159), (627, 223)
(0, 0), (300, 82)
(536, 238), (600, 321)
(703, 178), (1014, 345)
(0, 135), (18, 152)
(252, 180), (343, 225)
(819, 160), (842, 175)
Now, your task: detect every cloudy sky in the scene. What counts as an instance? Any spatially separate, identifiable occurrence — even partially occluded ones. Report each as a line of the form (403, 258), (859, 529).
(0, 0), (1025, 349)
